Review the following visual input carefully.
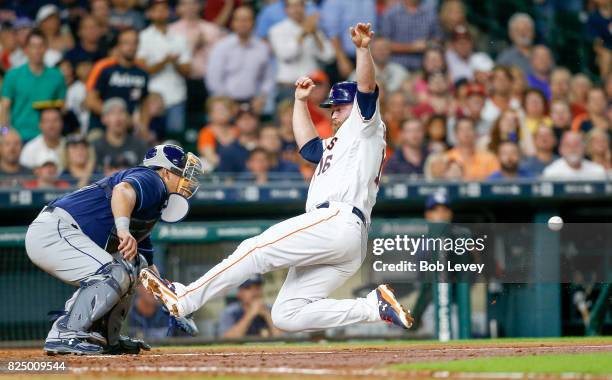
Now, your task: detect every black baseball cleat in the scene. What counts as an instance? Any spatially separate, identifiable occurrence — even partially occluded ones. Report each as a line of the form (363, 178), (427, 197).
(374, 284), (414, 329)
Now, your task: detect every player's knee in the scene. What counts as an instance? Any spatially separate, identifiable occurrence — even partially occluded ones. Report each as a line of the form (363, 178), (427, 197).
(270, 304), (301, 332)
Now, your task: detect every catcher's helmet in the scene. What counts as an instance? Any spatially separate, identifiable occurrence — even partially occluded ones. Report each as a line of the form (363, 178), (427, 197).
(143, 144), (187, 176)
(319, 81), (357, 108)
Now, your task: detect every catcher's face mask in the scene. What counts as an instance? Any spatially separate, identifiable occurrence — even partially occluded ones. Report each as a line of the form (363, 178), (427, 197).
(161, 153), (203, 223)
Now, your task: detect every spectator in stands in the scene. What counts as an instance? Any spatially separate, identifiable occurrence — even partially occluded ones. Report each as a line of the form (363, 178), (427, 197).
(586, 0), (611, 78)
(572, 87), (609, 133)
(412, 71), (454, 119)
(35, 5), (73, 66)
(550, 100), (573, 147)
(543, 131), (607, 180)
(92, 98), (148, 172)
(569, 74), (592, 117)
(481, 66), (519, 127)
(605, 72), (612, 100)
(379, 0), (442, 71)
(197, 96), (236, 170)
(470, 52), (494, 88)
(482, 109), (534, 157)
(127, 285), (173, 340)
(218, 275), (282, 339)
(63, 15), (104, 65)
(444, 158), (464, 180)
(1, 30), (66, 142)
(305, 70), (333, 139)
(488, 141), (531, 180)
(521, 125), (558, 175)
(523, 88), (552, 134)
(424, 114), (448, 153)
(350, 37), (408, 93)
(216, 105), (258, 173)
(586, 128), (611, 171)
(0, 127), (28, 177)
(109, 0), (145, 32)
(269, 0), (334, 101)
(385, 118), (428, 176)
(254, 0), (318, 39)
(258, 125), (300, 174)
(510, 66), (527, 101)
(244, 147), (271, 184)
(496, 13), (534, 75)
(413, 47), (446, 102)
(446, 117), (499, 180)
(90, 0), (114, 54)
(85, 28), (148, 131)
(22, 150), (70, 189)
(550, 67), (572, 103)
(206, 6), (274, 113)
(64, 59), (92, 135)
(0, 21), (17, 70)
(445, 25), (483, 83)
(423, 152), (447, 180)
(527, 45), (554, 100)
(19, 108), (65, 171)
(383, 91), (410, 145)
(138, 0), (191, 134)
(449, 83), (488, 145)
(319, 0), (376, 78)
(438, 0), (468, 39)
(133, 92), (166, 145)
(170, 0), (224, 124)
(10, 17), (33, 69)
(60, 134), (95, 187)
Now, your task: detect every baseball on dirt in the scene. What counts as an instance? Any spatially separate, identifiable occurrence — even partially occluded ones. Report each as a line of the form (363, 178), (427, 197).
(547, 216), (563, 231)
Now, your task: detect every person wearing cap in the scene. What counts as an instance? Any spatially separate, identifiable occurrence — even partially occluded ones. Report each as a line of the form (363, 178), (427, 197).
(0, 127), (29, 178)
(137, 0), (191, 134)
(6, 17), (33, 69)
(1, 29), (66, 141)
(92, 98), (148, 172)
(60, 134), (96, 187)
(206, 6), (274, 112)
(35, 4), (74, 67)
(268, 0), (335, 101)
(19, 107), (65, 171)
(447, 83), (489, 145)
(22, 150), (71, 189)
(218, 275), (282, 339)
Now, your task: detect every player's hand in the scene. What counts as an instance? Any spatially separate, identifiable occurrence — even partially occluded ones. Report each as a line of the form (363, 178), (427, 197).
(350, 22), (374, 49)
(117, 230), (138, 261)
(294, 76), (315, 101)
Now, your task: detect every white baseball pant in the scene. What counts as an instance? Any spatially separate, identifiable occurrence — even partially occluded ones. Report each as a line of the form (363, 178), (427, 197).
(174, 202), (380, 332)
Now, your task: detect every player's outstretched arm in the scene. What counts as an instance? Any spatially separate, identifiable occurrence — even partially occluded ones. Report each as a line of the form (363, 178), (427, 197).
(351, 23), (376, 93)
(292, 77), (319, 149)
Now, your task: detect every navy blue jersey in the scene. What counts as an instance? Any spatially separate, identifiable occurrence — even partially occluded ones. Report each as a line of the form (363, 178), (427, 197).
(52, 167), (168, 263)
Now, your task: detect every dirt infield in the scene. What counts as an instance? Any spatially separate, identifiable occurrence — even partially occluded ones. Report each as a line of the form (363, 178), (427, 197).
(1, 338), (612, 379)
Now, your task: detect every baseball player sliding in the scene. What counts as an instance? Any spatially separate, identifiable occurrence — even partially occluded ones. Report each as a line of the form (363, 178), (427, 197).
(141, 23), (414, 332)
(25, 143), (202, 355)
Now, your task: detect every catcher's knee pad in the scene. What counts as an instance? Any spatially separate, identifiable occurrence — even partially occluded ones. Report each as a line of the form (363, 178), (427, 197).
(66, 262), (132, 332)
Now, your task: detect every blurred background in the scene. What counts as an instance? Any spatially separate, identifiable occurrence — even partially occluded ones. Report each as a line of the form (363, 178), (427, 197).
(0, 0), (610, 346)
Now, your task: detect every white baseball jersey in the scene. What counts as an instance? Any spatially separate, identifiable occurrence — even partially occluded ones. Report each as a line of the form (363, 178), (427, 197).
(305, 94), (386, 223)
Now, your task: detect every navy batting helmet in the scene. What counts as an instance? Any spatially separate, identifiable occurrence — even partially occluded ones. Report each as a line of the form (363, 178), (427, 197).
(319, 81), (357, 108)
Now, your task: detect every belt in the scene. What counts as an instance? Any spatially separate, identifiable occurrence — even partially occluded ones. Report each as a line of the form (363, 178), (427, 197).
(316, 201), (366, 224)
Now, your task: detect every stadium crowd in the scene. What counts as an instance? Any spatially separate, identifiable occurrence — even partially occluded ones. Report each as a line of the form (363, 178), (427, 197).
(0, 0), (610, 188)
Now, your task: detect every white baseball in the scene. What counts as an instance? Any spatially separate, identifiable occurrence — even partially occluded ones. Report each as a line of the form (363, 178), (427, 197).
(548, 216), (563, 231)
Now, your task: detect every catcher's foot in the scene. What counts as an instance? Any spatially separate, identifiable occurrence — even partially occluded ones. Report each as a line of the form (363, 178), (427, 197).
(373, 284), (414, 329)
(139, 268), (185, 317)
(44, 337), (103, 356)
